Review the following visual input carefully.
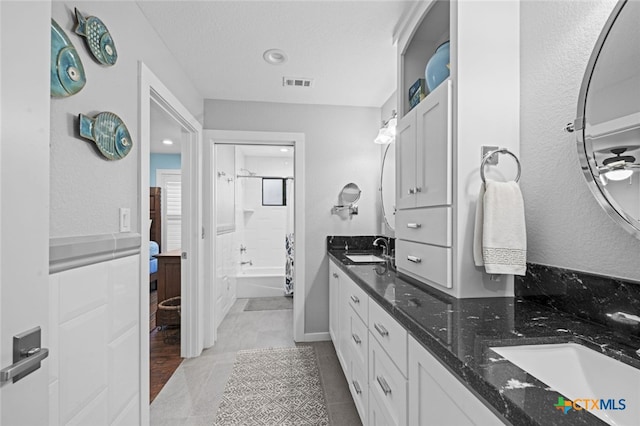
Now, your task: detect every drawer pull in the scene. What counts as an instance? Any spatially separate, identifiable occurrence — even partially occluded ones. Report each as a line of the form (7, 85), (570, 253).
(376, 376), (392, 395)
(352, 333), (361, 344)
(406, 223), (422, 229)
(352, 379), (362, 395)
(332, 272), (339, 278)
(350, 295), (360, 304)
(374, 323), (389, 337)
(407, 255), (422, 263)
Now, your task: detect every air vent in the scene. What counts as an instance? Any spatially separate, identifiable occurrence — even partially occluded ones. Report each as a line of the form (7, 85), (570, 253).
(283, 77), (314, 88)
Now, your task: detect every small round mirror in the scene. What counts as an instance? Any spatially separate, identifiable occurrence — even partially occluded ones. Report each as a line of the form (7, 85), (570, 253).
(340, 183), (361, 205)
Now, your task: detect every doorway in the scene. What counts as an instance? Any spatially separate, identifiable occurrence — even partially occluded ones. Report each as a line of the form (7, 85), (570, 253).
(139, 62), (203, 416)
(203, 130), (306, 344)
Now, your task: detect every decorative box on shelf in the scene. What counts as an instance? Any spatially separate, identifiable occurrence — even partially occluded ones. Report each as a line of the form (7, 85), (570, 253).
(409, 78), (426, 110)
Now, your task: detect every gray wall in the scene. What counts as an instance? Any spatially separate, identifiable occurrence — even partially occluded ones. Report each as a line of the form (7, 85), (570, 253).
(51, 1), (203, 237)
(521, 0), (640, 282)
(204, 100), (380, 333)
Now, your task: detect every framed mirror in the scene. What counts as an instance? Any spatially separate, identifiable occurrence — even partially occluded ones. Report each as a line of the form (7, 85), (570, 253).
(380, 143), (396, 232)
(576, 0), (640, 239)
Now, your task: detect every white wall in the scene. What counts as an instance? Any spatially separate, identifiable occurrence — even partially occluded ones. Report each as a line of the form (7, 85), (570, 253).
(50, 1), (203, 237)
(520, 0), (640, 282)
(204, 100), (380, 333)
(241, 156), (293, 269)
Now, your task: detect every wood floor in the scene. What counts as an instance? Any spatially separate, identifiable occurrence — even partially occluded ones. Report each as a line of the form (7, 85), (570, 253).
(149, 327), (182, 403)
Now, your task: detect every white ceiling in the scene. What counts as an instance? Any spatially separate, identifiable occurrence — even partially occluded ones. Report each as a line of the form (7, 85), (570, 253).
(237, 145), (294, 158)
(137, 1), (415, 107)
(150, 100), (183, 154)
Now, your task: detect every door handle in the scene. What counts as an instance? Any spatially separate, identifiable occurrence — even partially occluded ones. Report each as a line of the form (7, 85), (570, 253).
(377, 375), (392, 395)
(352, 379), (362, 395)
(352, 333), (361, 344)
(0, 348), (49, 383)
(407, 255), (422, 263)
(350, 295), (360, 304)
(406, 223), (421, 229)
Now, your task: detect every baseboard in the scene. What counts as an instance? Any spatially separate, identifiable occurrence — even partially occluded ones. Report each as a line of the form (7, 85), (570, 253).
(301, 332), (331, 342)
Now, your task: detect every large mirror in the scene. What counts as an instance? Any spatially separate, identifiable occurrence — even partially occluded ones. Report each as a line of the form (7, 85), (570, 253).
(380, 143), (396, 232)
(576, 0), (640, 238)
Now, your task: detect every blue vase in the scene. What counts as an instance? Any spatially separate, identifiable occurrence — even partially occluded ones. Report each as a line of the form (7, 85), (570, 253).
(425, 41), (450, 92)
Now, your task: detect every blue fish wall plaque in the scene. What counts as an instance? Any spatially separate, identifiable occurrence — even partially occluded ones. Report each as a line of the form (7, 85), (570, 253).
(51, 19), (86, 98)
(79, 112), (132, 160)
(74, 8), (118, 66)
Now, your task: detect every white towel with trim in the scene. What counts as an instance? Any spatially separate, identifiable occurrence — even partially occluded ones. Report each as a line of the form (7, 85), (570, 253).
(473, 179), (526, 276)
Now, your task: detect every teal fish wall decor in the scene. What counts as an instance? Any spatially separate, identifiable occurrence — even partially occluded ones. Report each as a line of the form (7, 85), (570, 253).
(74, 8), (118, 66)
(79, 112), (132, 160)
(50, 19), (86, 98)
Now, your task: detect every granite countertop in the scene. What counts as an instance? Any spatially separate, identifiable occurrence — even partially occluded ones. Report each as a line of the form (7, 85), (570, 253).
(328, 249), (640, 426)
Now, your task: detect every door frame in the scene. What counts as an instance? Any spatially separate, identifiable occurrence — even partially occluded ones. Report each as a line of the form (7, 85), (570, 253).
(139, 62), (203, 420)
(204, 130), (306, 343)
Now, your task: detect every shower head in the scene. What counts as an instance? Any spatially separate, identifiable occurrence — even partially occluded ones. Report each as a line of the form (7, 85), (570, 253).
(238, 168), (257, 176)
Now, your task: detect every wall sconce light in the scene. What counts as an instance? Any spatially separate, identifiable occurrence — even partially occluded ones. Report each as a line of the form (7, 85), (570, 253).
(374, 110), (397, 144)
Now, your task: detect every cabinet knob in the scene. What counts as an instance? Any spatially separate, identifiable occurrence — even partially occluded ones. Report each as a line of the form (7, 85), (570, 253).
(406, 223), (421, 229)
(352, 333), (361, 344)
(376, 375), (392, 395)
(352, 379), (362, 395)
(407, 255), (422, 264)
(374, 323), (389, 337)
(408, 187), (415, 194)
(332, 273), (339, 278)
(415, 187), (422, 193)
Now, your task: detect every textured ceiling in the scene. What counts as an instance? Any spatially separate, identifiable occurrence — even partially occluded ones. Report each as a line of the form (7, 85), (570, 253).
(137, 1), (415, 107)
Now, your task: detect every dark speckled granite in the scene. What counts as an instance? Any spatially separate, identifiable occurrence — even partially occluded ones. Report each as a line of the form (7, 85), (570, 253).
(516, 263), (640, 338)
(328, 250), (640, 426)
(326, 235), (395, 253)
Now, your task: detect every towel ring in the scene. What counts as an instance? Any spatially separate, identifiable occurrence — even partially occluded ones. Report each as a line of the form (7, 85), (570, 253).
(480, 148), (521, 183)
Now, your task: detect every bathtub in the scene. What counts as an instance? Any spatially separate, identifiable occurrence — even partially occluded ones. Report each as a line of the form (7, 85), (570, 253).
(235, 266), (286, 298)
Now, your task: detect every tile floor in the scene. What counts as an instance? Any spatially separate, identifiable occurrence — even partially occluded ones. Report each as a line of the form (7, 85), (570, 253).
(150, 298), (361, 425)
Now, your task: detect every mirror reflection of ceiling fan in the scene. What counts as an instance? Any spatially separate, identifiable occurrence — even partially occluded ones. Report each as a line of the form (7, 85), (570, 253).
(597, 147), (640, 182)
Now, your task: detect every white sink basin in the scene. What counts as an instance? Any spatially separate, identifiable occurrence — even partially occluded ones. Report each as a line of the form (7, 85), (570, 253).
(491, 343), (639, 425)
(345, 254), (385, 263)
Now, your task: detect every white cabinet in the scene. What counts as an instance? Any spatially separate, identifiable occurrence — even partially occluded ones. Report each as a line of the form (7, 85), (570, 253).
(408, 336), (504, 426)
(369, 335), (407, 426)
(395, 0), (520, 298)
(329, 261), (341, 344)
(397, 80), (452, 210)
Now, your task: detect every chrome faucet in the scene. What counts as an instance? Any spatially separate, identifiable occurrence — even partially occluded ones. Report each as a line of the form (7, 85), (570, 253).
(373, 237), (389, 257)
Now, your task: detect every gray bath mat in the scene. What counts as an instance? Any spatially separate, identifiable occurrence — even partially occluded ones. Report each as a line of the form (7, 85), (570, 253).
(214, 346), (329, 425)
(244, 296), (293, 311)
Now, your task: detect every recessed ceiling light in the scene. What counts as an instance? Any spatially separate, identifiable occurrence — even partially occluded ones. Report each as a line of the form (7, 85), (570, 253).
(280, 148), (289, 152)
(162, 139), (173, 145)
(263, 49), (288, 65)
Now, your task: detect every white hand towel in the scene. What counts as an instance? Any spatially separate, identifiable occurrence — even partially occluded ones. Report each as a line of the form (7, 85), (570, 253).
(474, 179), (527, 276)
(473, 183), (486, 267)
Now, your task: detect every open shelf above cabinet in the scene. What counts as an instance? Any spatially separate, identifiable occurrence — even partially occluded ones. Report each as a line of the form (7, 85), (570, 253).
(400, 0), (450, 117)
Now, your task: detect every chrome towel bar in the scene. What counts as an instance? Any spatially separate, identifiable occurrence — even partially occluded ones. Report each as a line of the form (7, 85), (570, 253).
(480, 147), (522, 183)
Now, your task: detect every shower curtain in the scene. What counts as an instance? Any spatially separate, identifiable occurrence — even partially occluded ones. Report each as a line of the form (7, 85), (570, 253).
(284, 179), (294, 296)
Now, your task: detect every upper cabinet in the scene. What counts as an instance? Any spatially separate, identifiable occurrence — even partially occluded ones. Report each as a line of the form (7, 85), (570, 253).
(394, 0), (520, 298)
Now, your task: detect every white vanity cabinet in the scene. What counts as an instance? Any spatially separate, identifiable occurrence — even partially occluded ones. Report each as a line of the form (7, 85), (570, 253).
(408, 336), (504, 425)
(394, 0), (520, 298)
(329, 261), (341, 347)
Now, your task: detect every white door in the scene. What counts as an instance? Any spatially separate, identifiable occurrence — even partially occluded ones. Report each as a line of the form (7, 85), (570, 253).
(0, 1), (51, 424)
(157, 170), (182, 252)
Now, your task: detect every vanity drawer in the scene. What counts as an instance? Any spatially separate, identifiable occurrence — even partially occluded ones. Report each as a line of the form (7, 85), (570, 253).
(396, 239), (452, 289)
(344, 274), (369, 324)
(348, 348), (369, 425)
(369, 299), (407, 376)
(369, 335), (407, 426)
(347, 306), (368, 367)
(396, 206), (452, 247)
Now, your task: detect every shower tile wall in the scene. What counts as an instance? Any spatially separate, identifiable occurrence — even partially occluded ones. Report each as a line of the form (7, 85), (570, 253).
(239, 155), (293, 269)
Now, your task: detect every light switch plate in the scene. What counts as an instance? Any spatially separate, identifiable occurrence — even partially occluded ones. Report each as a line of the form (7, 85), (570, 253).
(119, 207), (131, 232)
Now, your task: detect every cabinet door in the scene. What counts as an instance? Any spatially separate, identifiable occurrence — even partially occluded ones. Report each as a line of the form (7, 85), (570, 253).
(408, 336), (504, 426)
(329, 261), (340, 345)
(415, 79), (452, 208)
(396, 109), (417, 210)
